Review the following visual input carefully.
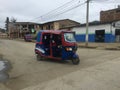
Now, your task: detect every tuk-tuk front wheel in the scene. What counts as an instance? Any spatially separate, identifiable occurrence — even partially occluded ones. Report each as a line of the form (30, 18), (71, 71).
(36, 54), (44, 61)
(72, 58), (80, 65)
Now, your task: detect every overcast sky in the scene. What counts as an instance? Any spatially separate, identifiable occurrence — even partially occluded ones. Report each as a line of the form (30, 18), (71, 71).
(0, 0), (120, 28)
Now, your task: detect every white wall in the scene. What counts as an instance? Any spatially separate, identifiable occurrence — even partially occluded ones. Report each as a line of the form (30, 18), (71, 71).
(72, 24), (112, 35)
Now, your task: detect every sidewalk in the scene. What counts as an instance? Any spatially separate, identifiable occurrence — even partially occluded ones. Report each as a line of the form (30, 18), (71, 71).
(78, 43), (120, 50)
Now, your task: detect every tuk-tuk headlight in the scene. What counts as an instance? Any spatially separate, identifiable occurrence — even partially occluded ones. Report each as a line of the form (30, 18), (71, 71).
(66, 47), (72, 51)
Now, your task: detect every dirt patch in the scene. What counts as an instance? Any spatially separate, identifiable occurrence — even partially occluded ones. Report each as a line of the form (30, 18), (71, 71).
(0, 54), (3, 59)
(1, 40), (120, 90)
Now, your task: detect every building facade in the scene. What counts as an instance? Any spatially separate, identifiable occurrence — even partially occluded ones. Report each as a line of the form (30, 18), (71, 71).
(7, 19), (80, 39)
(41, 19), (80, 30)
(72, 21), (120, 43)
(8, 22), (41, 38)
(100, 6), (120, 23)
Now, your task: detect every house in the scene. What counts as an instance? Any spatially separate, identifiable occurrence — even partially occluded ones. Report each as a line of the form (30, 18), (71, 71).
(7, 19), (80, 39)
(0, 28), (7, 38)
(71, 21), (120, 43)
(100, 6), (120, 23)
(0, 28), (5, 33)
(41, 19), (80, 30)
(60, 7), (120, 43)
(8, 22), (41, 38)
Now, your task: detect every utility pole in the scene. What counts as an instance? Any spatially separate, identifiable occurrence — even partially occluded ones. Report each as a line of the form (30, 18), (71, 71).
(85, 0), (90, 47)
(5, 17), (9, 33)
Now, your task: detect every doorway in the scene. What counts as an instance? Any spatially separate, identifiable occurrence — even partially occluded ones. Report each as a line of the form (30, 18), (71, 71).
(95, 30), (105, 42)
(42, 34), (51, 55)
(51, 34), (62, 57)
(115, 29), (120, 42)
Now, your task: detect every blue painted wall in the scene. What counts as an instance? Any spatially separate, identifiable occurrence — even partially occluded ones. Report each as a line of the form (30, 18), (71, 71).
(88, 34), (95, 42)
(75, 34), (115, 43)
(105, 34), (115, 42)
(75, 34), (95, 42)
(75, 34), (85, 42)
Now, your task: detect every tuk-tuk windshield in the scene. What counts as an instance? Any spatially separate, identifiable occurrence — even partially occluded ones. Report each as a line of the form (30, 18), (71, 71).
(64, 33), (76, 42)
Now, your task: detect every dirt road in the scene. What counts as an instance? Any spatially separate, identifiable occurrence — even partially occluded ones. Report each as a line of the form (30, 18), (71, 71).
(0, 40), (120, 90)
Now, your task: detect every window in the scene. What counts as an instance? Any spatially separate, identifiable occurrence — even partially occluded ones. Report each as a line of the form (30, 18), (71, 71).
(116, 9), (120, 13)
(64, 33), (76, 42)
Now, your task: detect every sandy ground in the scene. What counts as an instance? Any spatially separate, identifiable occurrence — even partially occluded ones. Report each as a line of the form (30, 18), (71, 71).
(0, 39), (120, 90)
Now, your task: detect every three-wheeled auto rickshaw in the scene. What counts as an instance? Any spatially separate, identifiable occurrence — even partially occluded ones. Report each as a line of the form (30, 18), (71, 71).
(35, 30), (80, 65)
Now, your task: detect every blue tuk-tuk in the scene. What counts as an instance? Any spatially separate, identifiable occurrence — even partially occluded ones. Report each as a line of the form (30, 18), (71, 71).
(35, 30), (80, 65)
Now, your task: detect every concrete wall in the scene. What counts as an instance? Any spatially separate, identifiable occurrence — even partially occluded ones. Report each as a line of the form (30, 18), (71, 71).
(54, 22), (60, 30)
(42, 19), (80, 30)
(72, 24), (116, 42)
(59, 20), (80, 29)
(100, 8), (120, 22)
(42, 23), (54, 30)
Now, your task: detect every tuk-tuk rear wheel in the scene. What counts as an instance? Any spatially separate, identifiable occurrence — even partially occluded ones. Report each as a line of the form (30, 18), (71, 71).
(72, 58), (80, 65)
(36, 54), (44, 61)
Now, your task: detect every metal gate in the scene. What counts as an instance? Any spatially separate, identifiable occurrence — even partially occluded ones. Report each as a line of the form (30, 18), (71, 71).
(115, 29), (120, 42)
(95, 30), (105, 42)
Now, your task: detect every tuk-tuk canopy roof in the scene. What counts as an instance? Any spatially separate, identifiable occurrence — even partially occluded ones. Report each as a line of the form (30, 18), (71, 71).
(36, 30), (76, 44)
(39, 30), (74, 35)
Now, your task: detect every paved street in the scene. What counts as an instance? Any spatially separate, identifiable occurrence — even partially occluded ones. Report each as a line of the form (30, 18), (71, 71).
(0, 40), (120, 90)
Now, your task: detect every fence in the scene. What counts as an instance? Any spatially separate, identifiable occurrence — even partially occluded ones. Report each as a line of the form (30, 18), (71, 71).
(0, 33), (8, 39)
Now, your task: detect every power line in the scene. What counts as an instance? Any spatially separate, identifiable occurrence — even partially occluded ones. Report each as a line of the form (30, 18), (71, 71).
(28, 0), (119, 23)
(29, 0), (79, 21)
(39, 2), (86, 22)
(32, 1), (86, 23)
(91, 0), (120, 3)
(91, 0), (109, 2)
(40, 0), (78, 17)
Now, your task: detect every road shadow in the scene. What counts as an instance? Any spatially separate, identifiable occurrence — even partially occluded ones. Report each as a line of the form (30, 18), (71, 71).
(38, 58), (73, 65)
